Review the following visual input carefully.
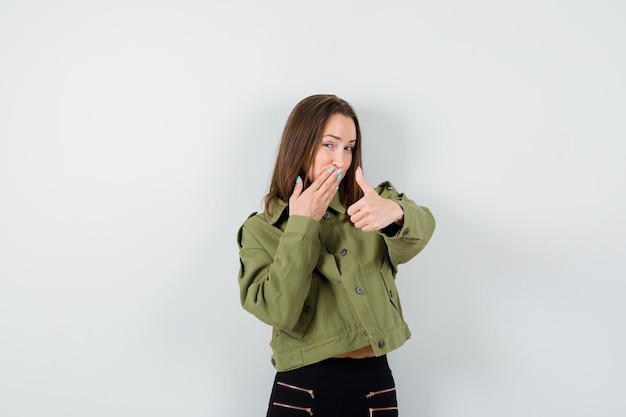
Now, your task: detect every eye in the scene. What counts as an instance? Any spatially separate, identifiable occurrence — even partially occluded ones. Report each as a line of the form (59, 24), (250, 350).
(322, 142), (334, 149)
(344, 145), (353, 152)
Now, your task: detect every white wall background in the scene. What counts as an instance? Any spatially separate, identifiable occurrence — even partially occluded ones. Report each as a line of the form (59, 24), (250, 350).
(1, 1), (625, 416)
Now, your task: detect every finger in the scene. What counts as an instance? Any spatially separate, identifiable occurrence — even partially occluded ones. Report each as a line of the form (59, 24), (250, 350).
(352, 214), (370, 230)
(318, 166), (342, 194)
(349, 209), (365, 225)
(289, 176), (303, 203)
(346, 198), (361, 216)
(310, 166), (336, 191)
(355, 167), (375, 195)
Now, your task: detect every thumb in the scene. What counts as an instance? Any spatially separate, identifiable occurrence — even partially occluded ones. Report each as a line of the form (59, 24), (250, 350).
(355, 167), (375, 195)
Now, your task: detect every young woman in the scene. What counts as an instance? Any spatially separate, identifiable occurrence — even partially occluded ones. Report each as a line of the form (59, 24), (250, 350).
(237, 94), (436, 416)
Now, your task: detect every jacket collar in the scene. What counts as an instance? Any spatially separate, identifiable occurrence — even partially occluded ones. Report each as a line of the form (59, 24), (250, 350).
(268, 193), (346, 225)
(328, 193), (346, 215)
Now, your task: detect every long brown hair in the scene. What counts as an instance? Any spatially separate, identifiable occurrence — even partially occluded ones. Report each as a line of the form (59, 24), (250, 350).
(264, 94), (364, 218)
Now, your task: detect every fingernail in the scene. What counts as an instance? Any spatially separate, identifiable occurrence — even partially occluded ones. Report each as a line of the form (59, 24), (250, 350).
(334, 186), (339, 192)
(336, 168), (343, 178)
(296, 176), (301, 184)
(328, 167), (335, 173)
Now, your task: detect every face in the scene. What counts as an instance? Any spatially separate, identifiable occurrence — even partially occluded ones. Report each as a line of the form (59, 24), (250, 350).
(309, 113), (357, 182)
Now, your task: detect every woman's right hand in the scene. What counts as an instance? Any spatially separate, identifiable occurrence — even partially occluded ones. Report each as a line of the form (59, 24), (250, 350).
(289, 166), (342, 221)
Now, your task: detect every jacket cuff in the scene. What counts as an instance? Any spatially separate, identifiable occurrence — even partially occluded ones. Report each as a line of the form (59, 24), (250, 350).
(390, 199), (434, 241)
(284, 215), (321, 240)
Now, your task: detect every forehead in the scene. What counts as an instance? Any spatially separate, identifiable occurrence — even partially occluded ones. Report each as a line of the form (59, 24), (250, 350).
(323, 113), (357, 139)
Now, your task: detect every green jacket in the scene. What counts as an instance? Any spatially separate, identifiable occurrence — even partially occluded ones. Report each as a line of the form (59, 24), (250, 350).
(237, 181), (435, 371)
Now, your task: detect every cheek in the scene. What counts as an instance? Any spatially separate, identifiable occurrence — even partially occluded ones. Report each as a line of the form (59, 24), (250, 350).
(309, 152), (330, 181)
(307, 163), (321, 182)
(341, 153), (353, 172)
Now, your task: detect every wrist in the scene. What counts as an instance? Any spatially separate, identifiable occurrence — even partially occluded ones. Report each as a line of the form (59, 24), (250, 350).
(393, 202), (404, 226)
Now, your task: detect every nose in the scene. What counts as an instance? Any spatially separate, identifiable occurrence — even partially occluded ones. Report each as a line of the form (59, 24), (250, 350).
(332, 151), (345, 169)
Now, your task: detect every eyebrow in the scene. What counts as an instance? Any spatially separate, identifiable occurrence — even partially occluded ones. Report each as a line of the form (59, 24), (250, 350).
(323, 134), (357, 143)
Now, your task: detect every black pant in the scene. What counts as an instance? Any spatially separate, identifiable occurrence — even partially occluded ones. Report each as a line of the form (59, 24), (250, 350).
(266, 355), (398, 417)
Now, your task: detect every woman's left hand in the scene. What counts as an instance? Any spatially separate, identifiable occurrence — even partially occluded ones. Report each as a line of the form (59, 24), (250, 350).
(347, 167), (404, 232)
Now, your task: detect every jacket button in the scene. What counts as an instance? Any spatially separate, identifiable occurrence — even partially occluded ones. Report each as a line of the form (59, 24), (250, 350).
(271, 358), (276, 366)
(356, 286), (364, 294)
(340, 248), (348, 256)
(323, 211), (330, 219)
(303, 305), (312, 314)
(389, 290), (393, 298)
(378, 340), (386, 348)
(402, 228), (409, 236)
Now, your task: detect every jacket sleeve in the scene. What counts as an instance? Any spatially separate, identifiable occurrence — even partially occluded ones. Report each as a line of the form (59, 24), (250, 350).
(237, 213), (321, 336)
(375, 181), (436, 268)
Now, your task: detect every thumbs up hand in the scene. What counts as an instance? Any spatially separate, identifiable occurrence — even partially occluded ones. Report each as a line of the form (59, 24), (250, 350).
(347, 167), (404, 232)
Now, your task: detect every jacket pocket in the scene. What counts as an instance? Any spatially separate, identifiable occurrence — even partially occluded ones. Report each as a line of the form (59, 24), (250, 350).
(379, 268), (401, 314)
(285, 276), (319, 338)
(316, 252), (341, 283)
